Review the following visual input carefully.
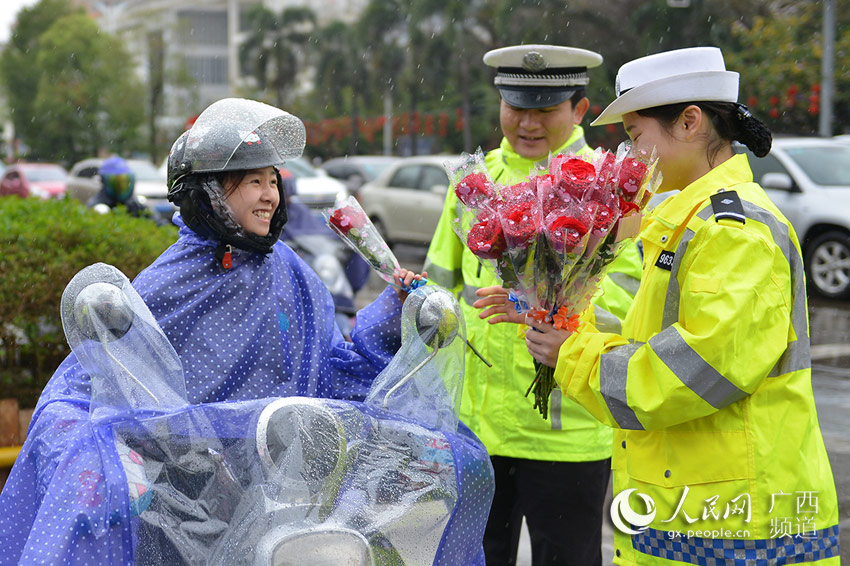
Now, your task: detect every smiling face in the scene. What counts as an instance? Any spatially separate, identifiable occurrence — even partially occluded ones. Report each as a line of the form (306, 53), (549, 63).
(500, 97), (589, 161)
(223, 166), (280, 236)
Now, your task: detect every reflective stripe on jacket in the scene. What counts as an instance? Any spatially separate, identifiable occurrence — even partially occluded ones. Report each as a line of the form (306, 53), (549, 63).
(424, 127), (642, 461)
(556, 154), (840, 564)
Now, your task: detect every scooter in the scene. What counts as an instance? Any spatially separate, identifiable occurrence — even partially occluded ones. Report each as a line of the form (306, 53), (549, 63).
(51, 263), (493, 565)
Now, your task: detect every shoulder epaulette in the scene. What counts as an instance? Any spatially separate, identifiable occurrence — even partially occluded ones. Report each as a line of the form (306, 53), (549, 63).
(710, 190), (746, 224)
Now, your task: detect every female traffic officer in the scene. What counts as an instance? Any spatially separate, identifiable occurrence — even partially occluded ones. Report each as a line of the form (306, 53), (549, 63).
(0, 98), (425, 564)
(474, 47), (839, 565)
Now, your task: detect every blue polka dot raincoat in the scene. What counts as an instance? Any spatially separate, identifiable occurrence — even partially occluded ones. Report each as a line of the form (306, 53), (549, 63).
(0, 214), (407, 565)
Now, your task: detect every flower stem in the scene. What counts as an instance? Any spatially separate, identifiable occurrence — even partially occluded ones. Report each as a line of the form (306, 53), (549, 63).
(527, 360), (556, 420)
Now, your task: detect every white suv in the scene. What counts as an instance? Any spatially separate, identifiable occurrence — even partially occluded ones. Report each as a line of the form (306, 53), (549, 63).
(737, 137), (850, 300)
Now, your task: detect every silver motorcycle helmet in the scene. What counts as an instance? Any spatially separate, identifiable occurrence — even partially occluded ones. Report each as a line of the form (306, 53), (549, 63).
(166, 98), (307, 257)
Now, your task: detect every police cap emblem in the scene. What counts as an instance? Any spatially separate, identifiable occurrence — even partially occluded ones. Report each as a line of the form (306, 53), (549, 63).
(522, 51), (547, 72)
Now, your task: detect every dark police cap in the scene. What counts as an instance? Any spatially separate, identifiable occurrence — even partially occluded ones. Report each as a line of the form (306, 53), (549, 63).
(483, 45), (603, 109)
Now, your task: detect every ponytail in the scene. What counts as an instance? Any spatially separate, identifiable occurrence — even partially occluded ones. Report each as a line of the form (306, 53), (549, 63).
(637, 101), (773, 163)
(732, 103), (772, 157)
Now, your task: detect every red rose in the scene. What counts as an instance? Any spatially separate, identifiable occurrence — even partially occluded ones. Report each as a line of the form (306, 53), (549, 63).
(329, 206), (367, 235)
(467, 216), (507, 259)
(534, 174), (556, 190)
(541, 190), (569, 217)
(618, 196), (640, 215)
(588, 203), (615, 232)
(547, 215), (588, 253)
(499, 181), (535, 204)
(455, 172), (494, 206)
(501, 201), (539, 247)
(559, 158), (596, 199)
(617, 157), (648, 198)
(596, 151), (618, 186)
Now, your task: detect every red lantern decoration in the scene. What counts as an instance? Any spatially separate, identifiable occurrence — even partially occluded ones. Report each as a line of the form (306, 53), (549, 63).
(438, 112), (448, 137)
(455, 108), (463, 133)
(606, 124), (617, 134)
(808, 105), (819, 116)
(769, 95), (780, 107)
(769, 108), (780, 119)
(413, 111), (421, 134)
(424, 114), (435, 136)
(747, 96), (758, 108)
(591, 104), (602, 115)
(812, 83), (821, 93)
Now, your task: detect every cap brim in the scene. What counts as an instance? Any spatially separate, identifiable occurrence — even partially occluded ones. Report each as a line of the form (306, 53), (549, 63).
(498, 86), (580, 110)
(591, 71), (739, 126)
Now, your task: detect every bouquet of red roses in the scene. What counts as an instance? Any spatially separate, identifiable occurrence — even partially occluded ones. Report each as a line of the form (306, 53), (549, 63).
(324, 196), (421, 289)
(448, 145), (660, 419)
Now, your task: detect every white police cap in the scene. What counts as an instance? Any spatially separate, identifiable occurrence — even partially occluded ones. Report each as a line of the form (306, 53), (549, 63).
(591, 46), (739, 126)
(483, 44), (603, 109)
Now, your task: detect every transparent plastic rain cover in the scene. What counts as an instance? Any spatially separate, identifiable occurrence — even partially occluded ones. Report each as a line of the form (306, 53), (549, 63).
(2, 265), (494, 566)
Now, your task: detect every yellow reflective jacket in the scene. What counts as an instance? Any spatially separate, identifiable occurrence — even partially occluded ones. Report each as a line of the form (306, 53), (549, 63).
(556, 154), (840, 564)
(424, 127), (642, 461)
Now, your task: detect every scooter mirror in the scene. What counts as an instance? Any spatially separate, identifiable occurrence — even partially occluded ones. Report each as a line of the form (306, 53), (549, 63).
(412, 289), (459, 349)
(73, 281), (135, 342)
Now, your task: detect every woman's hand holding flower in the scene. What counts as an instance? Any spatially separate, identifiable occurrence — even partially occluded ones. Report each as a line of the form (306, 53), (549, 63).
(523, 319), (570, 369)
(393, 269), (428, 303)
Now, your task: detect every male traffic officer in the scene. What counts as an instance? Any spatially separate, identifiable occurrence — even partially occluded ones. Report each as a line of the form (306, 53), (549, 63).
(424, 45), (643, 566)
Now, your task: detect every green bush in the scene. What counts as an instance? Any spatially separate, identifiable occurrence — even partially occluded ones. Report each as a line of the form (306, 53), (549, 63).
(0, 196), (178, 406)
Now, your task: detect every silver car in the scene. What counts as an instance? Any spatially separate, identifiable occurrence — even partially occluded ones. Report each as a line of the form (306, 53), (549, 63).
(357, 155), (461, 246)
(737, 137), (850, 300)
(321, 155), (401, 193)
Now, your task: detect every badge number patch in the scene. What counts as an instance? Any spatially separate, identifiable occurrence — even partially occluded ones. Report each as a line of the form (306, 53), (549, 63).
(655, 250), (675, 271)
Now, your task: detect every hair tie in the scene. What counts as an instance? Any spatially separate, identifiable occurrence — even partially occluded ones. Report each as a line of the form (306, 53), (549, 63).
(735, 103), (753, 121)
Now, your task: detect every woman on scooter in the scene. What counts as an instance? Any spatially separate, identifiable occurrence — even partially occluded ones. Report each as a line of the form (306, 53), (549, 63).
(0, 98), (427, 565)
(137, 97), (426, 403)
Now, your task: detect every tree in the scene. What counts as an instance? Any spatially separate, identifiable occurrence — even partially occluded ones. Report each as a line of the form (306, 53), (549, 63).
(0, 0), (79, 159)
(725, 1), (850, 135)
(239, 5), (317, 109)
(313, 21), (372, 155)
(28, 13), (145, 164)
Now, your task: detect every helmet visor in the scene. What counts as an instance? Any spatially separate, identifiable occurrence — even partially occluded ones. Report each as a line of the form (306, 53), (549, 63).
(183, 98), (306, 173)
(104, 173), (134, 202)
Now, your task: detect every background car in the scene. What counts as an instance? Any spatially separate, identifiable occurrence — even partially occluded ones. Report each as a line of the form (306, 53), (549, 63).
(66, 157), (174, 220)
(0, 163), (67, 198)
(282, 157), (348, 210)
(357, 155), (461, 246)
(320, 155), (401, 193)
(735, 137), (850, 300)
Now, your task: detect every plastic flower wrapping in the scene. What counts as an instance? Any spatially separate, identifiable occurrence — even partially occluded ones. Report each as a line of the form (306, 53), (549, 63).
(323, 195), (425, 291)
(447, 145), (661, 419)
